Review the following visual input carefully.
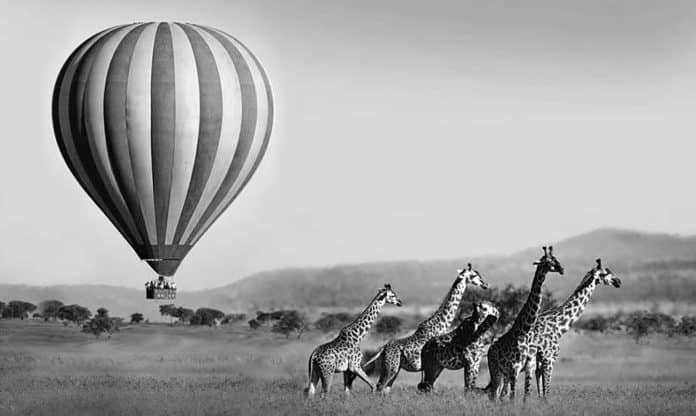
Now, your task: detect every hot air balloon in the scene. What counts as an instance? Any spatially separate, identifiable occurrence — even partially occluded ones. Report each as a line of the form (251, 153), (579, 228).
(52, 22), (273, 299)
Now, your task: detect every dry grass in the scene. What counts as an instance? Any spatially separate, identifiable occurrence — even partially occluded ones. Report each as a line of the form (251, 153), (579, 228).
(1, 320), (695, 415)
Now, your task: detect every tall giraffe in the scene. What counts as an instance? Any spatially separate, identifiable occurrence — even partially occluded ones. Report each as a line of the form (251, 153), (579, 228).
(486, 246), (564, 401)
(418, 301), (500, 392)
(305, 284), (403, 397)
(522, 258), (621, 399)
(365, 264), (489, 393)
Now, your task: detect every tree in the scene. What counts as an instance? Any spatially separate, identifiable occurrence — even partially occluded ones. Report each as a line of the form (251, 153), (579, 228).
(375, 316), (403, 336)
(38, 300), (64, 321)
(248, 319), (261, 329)
(190, 308), (225, 327)
(221, 313), (247, 324)
(57, 304), (92, 324)
(130, 313), (144, 324)
(82, 307), (119, 338)
(2, 300), (37, 319)
(314, 312), (355, 332)
(159, 304), (177, 321)
(271, 310), (306, 339)
(0, 301), (5, 317)
(174, 307), (195, 324)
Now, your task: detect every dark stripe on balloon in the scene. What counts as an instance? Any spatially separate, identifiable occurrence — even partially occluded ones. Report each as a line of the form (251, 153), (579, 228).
(69, 28), (146, 245)
(229, 33), (274, 200)
(172, 24), (223, 244)
(150, 23), (176, 244)
(183, 26), (258, 243)
(52, 26), (138, 245)
(103, 24), (150, 244)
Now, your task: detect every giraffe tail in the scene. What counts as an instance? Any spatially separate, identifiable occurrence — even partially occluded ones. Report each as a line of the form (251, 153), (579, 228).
(362, 347), (383, 369)
(304, 350), (316, 396)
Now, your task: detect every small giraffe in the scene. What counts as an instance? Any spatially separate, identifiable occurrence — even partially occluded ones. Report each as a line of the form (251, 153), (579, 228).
(418, 301), (500, 393)
(522, 258), (621, 400)
(305, 284), (402, 397)
(365, 263), (489, 393)
(486, 246), (564, 401)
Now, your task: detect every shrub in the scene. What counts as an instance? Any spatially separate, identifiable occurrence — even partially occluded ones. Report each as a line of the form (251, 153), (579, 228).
(2, 301), (37, 319)
(314, 312), (356, 332)
(190, 308), (225, 327)
(248, 319), (261, 329)
(57, 304), (92, 324)
(130, 313), (144, 324)
(82, 307), (119, 338)
(272, 310), (306, 338)
(674, 315), (696, 336)
(375, 316), (403, 335)
(221, 313), (247, 324)
(38, 300), (64, 320)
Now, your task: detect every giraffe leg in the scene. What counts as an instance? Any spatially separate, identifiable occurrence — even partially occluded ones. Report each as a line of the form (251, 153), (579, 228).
(376, 346), (400, 392)
(541, 360), (553, 400)
(488, 364), (503, 401)
(351, 366), (375, 392)
(508, 372), (517, 402)
(343, 372), (357, 395)
(470, 360), (480, 391)
(535, 355), (543, 399)
(319, 367), (334, 397)
(523, 359), (533, 401)
(464, 362), (472, 392)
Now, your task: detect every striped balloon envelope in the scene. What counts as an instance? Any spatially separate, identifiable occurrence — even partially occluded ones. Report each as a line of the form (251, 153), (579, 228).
(52, 22), (273, 277)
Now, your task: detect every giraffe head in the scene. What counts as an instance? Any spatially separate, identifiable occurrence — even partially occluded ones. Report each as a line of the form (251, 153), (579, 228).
(533, 246), (565, 275)
(379, 283), (403, 307)
(592, 258), (622, 288)
(473, 301), (500, 321)
(456, 263), (489, 289)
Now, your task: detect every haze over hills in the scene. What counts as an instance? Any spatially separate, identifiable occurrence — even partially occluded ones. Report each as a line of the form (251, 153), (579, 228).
(2, 228), (696, 320)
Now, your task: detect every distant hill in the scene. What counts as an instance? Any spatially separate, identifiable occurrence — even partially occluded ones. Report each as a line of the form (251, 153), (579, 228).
(2, 228), (696, 319)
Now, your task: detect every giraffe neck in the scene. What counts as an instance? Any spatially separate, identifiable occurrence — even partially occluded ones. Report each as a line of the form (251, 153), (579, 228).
(341, 293), (385, 344)
(419, 278), (467, 334)
(510, 265), (547, 338)
(551, 272), (598, 333)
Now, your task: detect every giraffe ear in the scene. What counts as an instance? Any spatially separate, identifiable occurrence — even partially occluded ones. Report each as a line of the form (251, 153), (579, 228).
(596, 258), (602, 268)
(467, 263), (472, 271)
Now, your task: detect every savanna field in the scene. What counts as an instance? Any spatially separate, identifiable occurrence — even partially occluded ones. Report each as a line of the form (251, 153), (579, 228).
(1, 320), (695, 416)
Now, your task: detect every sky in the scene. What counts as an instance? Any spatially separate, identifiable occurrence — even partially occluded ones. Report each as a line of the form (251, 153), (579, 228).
(1, 0), (696, 290)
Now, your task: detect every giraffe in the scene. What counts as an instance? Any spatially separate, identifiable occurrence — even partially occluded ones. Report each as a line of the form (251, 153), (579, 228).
(522, 258), (621, 400)
(418, 301), (500, 393)
(305, 284), (403, 398)
(364, 263), (489, 393)
(486, 246), (564, 401)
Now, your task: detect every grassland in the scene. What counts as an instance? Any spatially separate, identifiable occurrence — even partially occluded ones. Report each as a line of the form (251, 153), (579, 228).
(1, 320), (695, 416)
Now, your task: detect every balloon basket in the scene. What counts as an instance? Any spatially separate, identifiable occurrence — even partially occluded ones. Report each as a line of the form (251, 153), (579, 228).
(145, 288), (176, 300)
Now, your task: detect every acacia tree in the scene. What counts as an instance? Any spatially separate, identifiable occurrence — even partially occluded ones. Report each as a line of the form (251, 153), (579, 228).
(2, 301), (37, 319)
(130, 313), (144, 324)
(272, 310), (306, 339)
(39, 300), (64, 321)
(57, 304), (92, 324)
(190, 308), (225, 327)
(82, 307), (119, 338)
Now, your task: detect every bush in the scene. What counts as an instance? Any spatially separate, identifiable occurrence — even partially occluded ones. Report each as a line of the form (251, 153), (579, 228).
(38, 300), (64, 321)
(375, 316), (403, 335)
(190, 308), (225, 327)
(576, 315), (612, 333)
(624, 311), (676, 342)
(82, 307), (119, 338)
(248, 319), (261, 329)
(2, 300), (37, 319)
(674, 315), (696, 336)
(57, 304), (92, 324)
(221, 313), (247, 324)
(130, 313), (144, 324)
(314, 312), (356, 332)
(272, 310), (306, 338)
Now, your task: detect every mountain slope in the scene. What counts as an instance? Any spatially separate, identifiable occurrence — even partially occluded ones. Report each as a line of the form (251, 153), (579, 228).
(2, 228), (695, 318)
